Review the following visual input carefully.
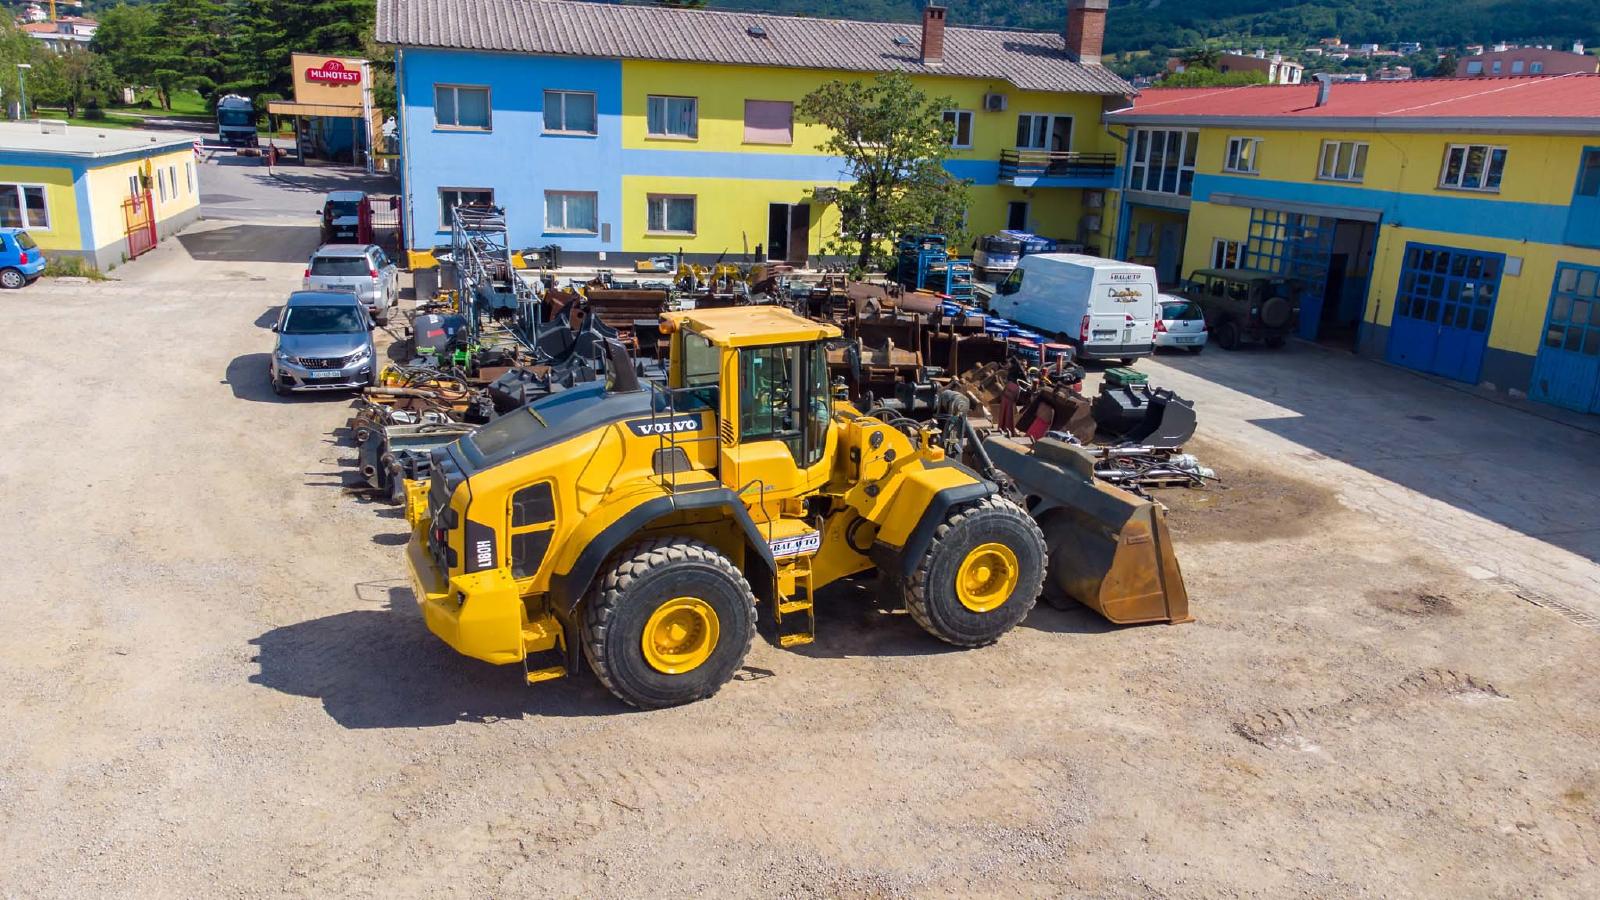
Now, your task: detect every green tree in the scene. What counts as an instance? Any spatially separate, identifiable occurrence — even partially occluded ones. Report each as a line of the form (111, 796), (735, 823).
(29, 45), (116, 118)
(91, 4), (160, 99)
(798, 73), (971, 272)
(1160, 67), (1270, 87)
(1433, 51), (1459, 77)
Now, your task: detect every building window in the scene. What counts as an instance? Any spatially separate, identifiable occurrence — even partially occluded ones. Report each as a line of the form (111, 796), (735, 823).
(169, 166), (178, 196)
(1466, 60), (1484, 75)
(942, 109), (973, 149)
(1211, 238), (1243, 269)
(1016, 114), (1072, 152)
(1224, 137), (1261, 174)
(1491, 60), (1503, 74)
(439, 187), (494, 228)
(1317, 140), (1369, 182)
(647, 95), (698, 139)
(544, 191), (598, 234)
(646, 194), (696, 234)
(0, 184), (48, 229)
(743, 100), (794, 145)
(1006, 201), (1028, 231)
(543, 90), (596, 134)
(1531, 61), (1545, 73)
(186, 162), (194, 194)
(435, 84), (491, 130)
(1511, 60), (1525, 74)
(157, 168), (167, 202)
(1126, 128), (1198, 195)
(1577, 149), (1600, 198)
(1440, 144), (1508, 192)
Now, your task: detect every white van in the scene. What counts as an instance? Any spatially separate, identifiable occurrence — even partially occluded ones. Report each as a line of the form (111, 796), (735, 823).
(989, 254), (1158, 363)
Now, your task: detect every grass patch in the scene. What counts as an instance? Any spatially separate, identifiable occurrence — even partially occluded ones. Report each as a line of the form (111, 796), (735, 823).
(37, 109), (146, 130)
(42, 257), (107, 280)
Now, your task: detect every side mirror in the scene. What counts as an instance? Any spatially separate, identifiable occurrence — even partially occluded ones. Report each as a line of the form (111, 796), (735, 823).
(270, 324), (279, 333)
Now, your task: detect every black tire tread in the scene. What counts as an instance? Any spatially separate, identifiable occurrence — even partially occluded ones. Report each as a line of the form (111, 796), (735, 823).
(904, 496), (1047, 647)
(581, 537), (757, 709)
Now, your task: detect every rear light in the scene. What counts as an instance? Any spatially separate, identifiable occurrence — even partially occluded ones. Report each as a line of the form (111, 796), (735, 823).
(1202, 322), (1209, 332)
(303, 268), (310, 280)
(369, 268), (380, 281)
(18, 252), (28, 265)
(1079, 315), (1090, 342)
(1154, 318), (1167, 333)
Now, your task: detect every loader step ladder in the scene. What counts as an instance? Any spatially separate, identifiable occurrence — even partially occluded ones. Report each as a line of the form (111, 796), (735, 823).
(774, 558), (815, 648)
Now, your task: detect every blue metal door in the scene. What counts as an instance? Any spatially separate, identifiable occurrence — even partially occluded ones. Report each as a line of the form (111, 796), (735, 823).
(1564, 148), (1600, 249)
(1530, 263), (1600, 413)
(1244, 209), (1335, 339)
(1386, 243), (1504, 384)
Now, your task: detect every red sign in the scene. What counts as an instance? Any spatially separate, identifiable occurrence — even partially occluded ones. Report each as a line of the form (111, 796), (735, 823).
(305, 59), (362, 85)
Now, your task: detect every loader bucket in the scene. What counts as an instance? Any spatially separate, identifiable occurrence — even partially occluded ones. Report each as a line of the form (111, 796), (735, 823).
(983, 437), (1192, 625)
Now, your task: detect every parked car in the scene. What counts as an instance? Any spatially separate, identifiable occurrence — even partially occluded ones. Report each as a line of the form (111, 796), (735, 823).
(270, 290), (378, 396)
(0, 228), (46, 289)
(303, 243), (400, 324)
(319, 190), (367, 244)
(1176, 268), (1299, 350)
(989, 253), (1158, 364)
(1153, 294), (1208, 353)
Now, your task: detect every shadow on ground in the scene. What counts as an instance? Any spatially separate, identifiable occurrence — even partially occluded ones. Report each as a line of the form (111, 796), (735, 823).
(224, 352), (363, 404)
(180, 224), (321, 263)
(250, 584), (624, 727)
(1155, 341), (1600, 564)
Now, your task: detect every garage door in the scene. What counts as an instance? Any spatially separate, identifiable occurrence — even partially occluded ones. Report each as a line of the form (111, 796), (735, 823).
(1386, 243), (1504, 384)
(1530, 263), (1600, 413)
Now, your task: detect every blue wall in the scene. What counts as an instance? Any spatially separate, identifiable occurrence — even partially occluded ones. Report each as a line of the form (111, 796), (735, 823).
(399, 48), (624, 254)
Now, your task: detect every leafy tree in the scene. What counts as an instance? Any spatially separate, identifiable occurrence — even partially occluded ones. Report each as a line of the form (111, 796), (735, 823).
(798, 73), (971, 272)
(1161, 67), (1270, 87)
(29, 45), (116, 118)
(1433, 51), (1459, 77)
(91, 4), (160, 101)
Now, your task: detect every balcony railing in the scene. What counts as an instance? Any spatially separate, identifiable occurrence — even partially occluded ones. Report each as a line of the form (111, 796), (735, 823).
(998, 150), (1117, 183)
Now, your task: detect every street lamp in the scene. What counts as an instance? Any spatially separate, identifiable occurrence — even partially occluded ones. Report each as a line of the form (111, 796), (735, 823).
(16, 64), (32, 122)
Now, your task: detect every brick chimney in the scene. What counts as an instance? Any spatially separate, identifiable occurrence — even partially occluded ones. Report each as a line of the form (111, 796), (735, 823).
(1066, 0), (1109, 66)
(921, 5), (946, 66)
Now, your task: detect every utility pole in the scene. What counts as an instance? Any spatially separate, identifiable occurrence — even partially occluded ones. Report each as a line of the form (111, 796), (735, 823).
(16, 64), (32, 122)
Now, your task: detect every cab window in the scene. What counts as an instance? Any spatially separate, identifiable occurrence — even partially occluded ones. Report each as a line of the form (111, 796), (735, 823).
(1208, 278), (1225, 297)
(739, 342), (828, 468)
(1228, 281), (1250, 302)
(997, 267), (1024, 296)
(677, 330), (720, 408)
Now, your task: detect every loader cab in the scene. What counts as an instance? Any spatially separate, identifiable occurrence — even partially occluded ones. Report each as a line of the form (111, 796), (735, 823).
(665, 308), (841, 506)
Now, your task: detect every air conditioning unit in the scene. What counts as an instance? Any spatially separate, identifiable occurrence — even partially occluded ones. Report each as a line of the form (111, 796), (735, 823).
(811, 186), (838, 204)
(1084, 190), (1105, 209)
(983, 92), (1008, 112)
(1081, 214), (1103, 233)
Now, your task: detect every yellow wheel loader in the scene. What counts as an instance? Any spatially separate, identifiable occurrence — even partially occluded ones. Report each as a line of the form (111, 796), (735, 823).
(403, 307), (1185, 708)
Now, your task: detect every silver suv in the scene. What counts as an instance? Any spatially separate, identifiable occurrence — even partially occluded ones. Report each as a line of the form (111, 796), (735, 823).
(270, 290), (378, 395)
(302, 244), (400, 324)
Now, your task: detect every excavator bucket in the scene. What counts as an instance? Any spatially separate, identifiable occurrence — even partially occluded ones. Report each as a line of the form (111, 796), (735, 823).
(982, 436), (1192, 625)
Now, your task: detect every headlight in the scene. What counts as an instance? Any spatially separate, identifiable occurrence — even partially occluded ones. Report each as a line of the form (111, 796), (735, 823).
(275, 349), (294, 363)
(349, 345), (372, 363)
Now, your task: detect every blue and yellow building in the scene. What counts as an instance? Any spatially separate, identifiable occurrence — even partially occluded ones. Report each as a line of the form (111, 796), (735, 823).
(377, 0), (1131, 266)
(1100, 76), (1600, 414)
(0, 123), (200, 269)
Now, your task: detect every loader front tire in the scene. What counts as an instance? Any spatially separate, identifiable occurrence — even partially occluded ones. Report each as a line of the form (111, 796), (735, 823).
(903, 496), (1047, 647)
(581, 538), (757, 709)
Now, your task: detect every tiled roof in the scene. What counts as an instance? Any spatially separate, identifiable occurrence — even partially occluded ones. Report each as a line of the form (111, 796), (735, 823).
(374, 0), (1133, 95)
(1111, 74), (1600, 126)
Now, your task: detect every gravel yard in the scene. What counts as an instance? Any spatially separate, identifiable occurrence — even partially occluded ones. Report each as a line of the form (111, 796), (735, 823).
(2, 209), (1598, 897)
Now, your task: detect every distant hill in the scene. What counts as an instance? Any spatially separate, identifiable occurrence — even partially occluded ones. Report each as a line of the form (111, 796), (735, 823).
(654, 0), (1598, 55)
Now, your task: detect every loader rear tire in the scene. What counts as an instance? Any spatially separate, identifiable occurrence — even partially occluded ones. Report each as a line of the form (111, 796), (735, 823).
(581, 538), (757, 709)
(903, 496), (1047, 647)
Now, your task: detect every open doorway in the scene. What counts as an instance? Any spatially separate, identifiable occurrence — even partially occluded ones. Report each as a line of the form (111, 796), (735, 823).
(1319, 220), (1378, 350)
(767, 203), (811, 266)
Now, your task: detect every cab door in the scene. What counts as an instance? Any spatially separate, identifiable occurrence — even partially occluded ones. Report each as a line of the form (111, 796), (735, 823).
(718, 341), (834, 510)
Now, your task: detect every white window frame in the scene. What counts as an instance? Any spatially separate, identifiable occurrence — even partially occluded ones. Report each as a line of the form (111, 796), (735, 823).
(646, 95), (698, 139)
(0, 183), (50, 230)
(1015, 113), (1073, 152)
(1224, 136), (1261, 174)
(186, 162), (194, 194)
(646, 193), (696, 235)
(1210, 238), (1243, 269)
(543, 90), (597, 135)
(942, 109), (974, 149)
(544, 190), (599, 234)
(157, 168), (167, 202)
(1317, 140), (1369, 182)
(169, 166), (178, 197)
(438, 187), (494, 229)
(1439, 143), (1508, 193)
(1126, 128), (1199, 196)
(434, 84), (492, 131)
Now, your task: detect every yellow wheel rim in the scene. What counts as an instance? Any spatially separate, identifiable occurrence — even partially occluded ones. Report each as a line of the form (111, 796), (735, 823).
(641, 597), (720, 674)
(956, 542), (1020, 613)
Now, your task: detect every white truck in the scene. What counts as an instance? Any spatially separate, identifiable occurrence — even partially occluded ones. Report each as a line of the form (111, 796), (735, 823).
(989, 253), (1158, 364)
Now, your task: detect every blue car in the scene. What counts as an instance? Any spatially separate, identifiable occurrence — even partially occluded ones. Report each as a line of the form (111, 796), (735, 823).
(0, 228), (46, 289)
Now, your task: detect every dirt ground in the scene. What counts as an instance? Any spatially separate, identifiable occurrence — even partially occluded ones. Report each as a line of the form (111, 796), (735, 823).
(2, 215), (1599, 898)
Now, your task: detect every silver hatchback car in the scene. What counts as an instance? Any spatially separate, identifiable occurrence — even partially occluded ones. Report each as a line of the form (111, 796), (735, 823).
(270, 290), (379, 395)
(302, 244), (401, 324)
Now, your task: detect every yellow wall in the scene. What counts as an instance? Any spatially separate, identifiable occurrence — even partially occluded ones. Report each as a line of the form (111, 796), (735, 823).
(621, 174), (844, 257)
(1180, 201), (1252, 275)
(0, 163), (82, 252)
(83, 148), (200, 249)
